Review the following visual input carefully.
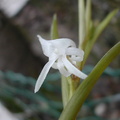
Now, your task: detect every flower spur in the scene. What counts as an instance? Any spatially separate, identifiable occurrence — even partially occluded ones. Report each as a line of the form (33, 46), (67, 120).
(34, 35), (87, 93)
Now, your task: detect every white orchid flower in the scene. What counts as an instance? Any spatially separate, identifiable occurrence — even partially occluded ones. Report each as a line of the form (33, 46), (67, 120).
(34, 35), (87, 93)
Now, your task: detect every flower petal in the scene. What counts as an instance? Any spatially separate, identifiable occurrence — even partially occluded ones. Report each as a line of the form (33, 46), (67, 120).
(70, 56), (82, 62)
(66, 47), (84, 61)
(51, 38), (76, 48)
(57, 57), (71, 77)
(50, 38), (76, 54)
(37, 35), (54, 57)
(52, 62), (58, 69)
(34, 58), (57, 93)
(62, 56), (87, 79)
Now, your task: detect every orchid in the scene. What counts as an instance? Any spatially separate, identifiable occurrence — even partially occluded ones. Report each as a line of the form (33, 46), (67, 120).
(31, 0), (120, 119)
(34, 35), (87, 93)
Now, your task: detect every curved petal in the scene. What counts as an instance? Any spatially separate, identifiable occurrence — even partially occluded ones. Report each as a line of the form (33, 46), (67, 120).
(51, 38), (76, 48)
(50, 38), (76, 54)
(57, 58), (71, 77)
(66, 47), (84, 61)
(37, 35), (54, 57)
(62, 56), (87, 79)
(52, 62), (58, 69)
(70, 56), (82, 62)
(51, 53), (59, 69)
(34, 58), (57, 93)
(66, 47), (84, 56)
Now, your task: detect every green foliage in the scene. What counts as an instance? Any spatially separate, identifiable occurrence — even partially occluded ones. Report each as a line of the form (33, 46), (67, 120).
(50, 14), (59, 39)
(59, 42), (120, 120)
(83, 9), (119, 67)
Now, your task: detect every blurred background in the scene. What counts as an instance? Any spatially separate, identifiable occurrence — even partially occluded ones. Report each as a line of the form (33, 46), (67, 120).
(0, 0), (120, 120)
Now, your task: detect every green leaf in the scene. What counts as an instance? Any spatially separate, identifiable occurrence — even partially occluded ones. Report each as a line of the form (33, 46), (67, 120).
(50, 14), (59, 39)
(59, 42), (120, 120)
(83, 9), (118, 67)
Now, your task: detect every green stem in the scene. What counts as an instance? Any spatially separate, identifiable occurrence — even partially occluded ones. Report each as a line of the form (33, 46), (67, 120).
(61, 76), (69, 108)
(67, 77), (79, 100)
(85, 0), (91, 35)
(80, 0), (92, 51)
(78, 0), (86, 48)
(59, 42), (120, 120)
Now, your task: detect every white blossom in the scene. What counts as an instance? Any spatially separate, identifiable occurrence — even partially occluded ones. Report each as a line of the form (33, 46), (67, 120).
(34, 35), (87, 93)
